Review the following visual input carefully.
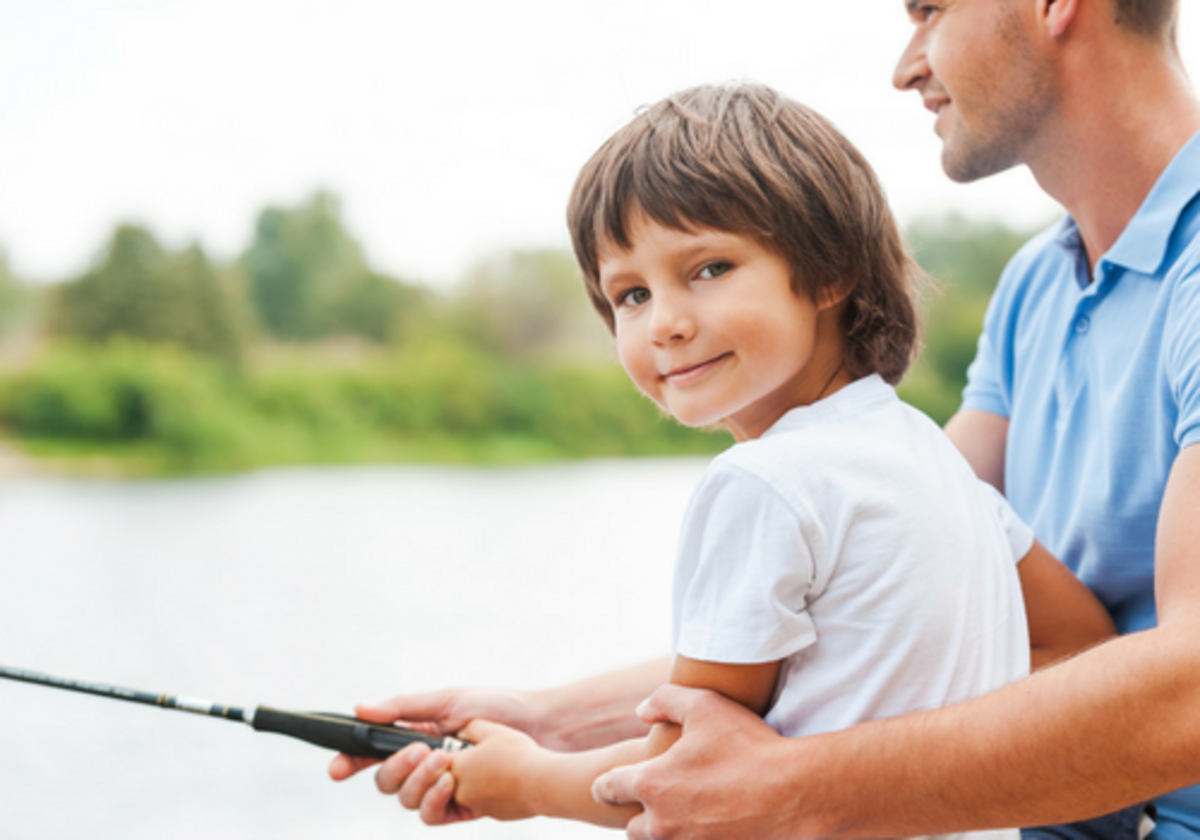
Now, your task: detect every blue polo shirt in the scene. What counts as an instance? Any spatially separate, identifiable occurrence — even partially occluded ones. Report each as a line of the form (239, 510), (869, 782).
(962, 130), (1200, 838)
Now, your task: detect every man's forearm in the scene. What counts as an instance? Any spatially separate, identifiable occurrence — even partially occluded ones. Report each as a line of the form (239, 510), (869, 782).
(787, 624), (1200, 837)
(530, 656), (671, 751)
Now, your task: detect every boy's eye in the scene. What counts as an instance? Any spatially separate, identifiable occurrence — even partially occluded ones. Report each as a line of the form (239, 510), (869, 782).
(618, 287), (651, 307)
(697, 261), (732, 280)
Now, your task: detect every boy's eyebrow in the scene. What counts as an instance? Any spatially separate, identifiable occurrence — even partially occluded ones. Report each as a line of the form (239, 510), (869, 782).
(598, 237), (739, 292)
(597, 267), (634, 297)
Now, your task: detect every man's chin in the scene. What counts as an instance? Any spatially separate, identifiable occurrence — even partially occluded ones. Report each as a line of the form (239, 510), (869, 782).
(940, 142), (1019, 184)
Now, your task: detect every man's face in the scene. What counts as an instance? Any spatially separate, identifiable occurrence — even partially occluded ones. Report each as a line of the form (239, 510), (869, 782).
(893, 0), (1056, 182)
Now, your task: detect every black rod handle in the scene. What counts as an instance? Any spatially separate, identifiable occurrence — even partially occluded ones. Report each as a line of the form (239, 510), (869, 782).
(251, 707), (471, 759)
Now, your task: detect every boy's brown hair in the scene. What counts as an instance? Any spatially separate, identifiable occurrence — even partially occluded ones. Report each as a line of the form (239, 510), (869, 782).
(567, 83), (923, 385)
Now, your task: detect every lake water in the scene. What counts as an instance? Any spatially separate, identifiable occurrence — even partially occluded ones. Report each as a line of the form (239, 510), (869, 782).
(0, 458), (710, 839)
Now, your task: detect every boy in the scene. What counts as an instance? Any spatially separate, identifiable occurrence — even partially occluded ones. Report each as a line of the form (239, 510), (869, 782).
(333, 84), (1114, 838)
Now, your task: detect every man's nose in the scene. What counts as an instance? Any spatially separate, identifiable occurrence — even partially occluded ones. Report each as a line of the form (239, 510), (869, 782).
(893, 28), (930, 92)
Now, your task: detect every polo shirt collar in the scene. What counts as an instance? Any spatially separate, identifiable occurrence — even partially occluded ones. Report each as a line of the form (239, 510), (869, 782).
(1101, 128), (1200, 275)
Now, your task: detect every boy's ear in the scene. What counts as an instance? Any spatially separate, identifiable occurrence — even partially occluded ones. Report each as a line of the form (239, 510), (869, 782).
(817, 278), (855, 311)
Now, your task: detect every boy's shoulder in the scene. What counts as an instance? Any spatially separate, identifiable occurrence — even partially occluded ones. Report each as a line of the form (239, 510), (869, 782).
(708, 376), (919, 484)
(723, 375), (931, 464)
(707, 375), (974, 510)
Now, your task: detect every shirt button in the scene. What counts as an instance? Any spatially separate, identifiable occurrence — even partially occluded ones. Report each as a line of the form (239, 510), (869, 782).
(1075, 316), (1090, 334)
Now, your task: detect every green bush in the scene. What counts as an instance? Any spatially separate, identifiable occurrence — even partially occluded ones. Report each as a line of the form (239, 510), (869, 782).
(0, 339), (727, 475)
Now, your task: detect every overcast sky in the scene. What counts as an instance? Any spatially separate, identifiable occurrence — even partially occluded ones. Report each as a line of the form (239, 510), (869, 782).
(4, 1), (1200, 286)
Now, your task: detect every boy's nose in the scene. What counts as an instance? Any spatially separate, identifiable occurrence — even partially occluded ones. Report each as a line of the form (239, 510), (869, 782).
(648, 294), (695, 345)
(893, 27), (930, 92)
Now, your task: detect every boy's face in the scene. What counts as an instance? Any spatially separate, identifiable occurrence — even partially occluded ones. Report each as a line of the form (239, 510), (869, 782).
(597, 214), (839, 442)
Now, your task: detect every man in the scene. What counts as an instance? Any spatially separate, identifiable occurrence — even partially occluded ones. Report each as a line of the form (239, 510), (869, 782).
(333, 1), (1200, 837)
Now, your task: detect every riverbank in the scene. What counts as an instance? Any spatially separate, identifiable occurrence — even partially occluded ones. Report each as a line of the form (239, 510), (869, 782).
(0, 437), (39, 479)
(0, 342), (730, 478)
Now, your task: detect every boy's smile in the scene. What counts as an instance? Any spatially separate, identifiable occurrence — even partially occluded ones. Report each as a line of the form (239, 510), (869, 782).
(598, 215), (848, 442)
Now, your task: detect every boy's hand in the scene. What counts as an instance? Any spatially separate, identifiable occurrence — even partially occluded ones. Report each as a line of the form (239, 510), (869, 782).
(373, 742), (477, 825)
(327, 686), (542, 784)
(365, 720), (546, 825)
(447, 720), (547, 821)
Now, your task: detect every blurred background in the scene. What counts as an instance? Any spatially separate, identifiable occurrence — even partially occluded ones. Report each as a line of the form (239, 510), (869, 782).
(1, 2), (1196, 838)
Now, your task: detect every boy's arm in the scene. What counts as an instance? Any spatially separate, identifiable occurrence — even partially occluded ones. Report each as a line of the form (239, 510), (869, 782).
(329, 654), (671, 786)
(330, 656), (672, 788)
(384, 656), (780, 828)
(1018, 540), (1116, 670)
(589, 446), (1200, 840)
(945, 410), (1116, 669)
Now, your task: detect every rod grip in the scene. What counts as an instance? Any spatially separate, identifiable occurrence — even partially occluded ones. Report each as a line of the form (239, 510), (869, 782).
(251, 707), (470, 758)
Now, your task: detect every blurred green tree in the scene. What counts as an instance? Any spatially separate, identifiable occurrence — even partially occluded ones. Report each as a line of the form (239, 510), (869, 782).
(0, 251), (31, 340)
(447, 249), (611, 360)
(901, 213), (1044, 423)
(242, 191), (425, 343)
(48, 225), (247, 367)
(326, 270), (430, 344)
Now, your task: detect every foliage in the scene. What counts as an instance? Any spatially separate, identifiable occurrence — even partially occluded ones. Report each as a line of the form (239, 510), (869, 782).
(0, 252), (30, 339)
(446, 249), (611, 360)
(243, 191), (427, 344)
(0, 339), (725, 475)
(898, 213), (1042, 424)
(48, 226), (248, 368)
(0, 202), (1045, 475)
(0, 341), (259, 472)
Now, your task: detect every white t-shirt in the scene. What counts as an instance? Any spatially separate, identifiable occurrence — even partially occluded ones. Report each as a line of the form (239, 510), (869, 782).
(672, 375), (1030, 840)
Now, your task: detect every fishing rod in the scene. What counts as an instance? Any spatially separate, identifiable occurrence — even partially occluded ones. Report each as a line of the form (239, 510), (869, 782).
(0, 664), (470, 759)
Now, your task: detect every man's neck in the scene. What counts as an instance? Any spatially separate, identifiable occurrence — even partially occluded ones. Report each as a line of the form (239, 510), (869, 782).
(1026, 45), (1200, 271)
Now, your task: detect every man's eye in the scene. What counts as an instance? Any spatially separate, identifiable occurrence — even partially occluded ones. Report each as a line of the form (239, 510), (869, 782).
(915, 3), (941, 22)
(697, 261), (732, 280)
(618, 287), (651, 306)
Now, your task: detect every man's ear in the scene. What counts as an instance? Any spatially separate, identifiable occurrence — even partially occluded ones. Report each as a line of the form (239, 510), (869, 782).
(1040, 0), (1081, 38)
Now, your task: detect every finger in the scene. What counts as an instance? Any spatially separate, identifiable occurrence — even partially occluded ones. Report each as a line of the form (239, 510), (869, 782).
(458, 718), (503, 742)
(624, 811), (657, 840)
(374, 743), (429, 795)
(592, 764), (641, 807)
(328, 752), (379, 781)
(636, 683), (705, 727)
(353, 689), (457, 725)
(397, 749), (451, 810)
(419, 771), (458, 825)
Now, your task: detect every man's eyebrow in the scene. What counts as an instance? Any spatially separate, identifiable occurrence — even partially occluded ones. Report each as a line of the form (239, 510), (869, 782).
(904, 0), (920, 13)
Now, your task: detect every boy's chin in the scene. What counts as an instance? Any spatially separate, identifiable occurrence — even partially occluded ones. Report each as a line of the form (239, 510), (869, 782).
(669, 410), (733, 436)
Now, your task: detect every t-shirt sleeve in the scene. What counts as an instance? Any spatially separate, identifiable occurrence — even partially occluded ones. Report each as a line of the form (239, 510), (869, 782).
(672, 461), (821, 665)
(961, 331), (1010, 418)
(977, 480), (1035, 563)
(961, 262), (1023, 420)
(1167, 261), (1200, 450)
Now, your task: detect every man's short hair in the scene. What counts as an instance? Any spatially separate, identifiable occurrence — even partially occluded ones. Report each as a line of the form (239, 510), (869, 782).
(1113, 0), (1177, 38)
(567, 83), (924, 385)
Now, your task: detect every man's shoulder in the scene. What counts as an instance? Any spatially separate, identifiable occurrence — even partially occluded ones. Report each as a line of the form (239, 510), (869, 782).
(1162, 195), (1200, 281)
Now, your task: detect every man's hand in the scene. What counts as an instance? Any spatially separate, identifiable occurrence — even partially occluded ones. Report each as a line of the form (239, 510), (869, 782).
(327, 685), (544, 825)
(592, 684), (801, 840)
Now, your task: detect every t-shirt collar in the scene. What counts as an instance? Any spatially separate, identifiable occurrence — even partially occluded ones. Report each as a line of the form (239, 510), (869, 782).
(761, 374), (890, 439)
(1077, 128), (1200, 277)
